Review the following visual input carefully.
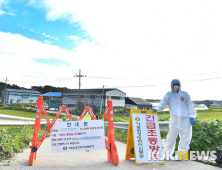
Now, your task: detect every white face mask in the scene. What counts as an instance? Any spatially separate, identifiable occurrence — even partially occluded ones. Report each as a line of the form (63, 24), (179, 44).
(173, 85), (179, 92)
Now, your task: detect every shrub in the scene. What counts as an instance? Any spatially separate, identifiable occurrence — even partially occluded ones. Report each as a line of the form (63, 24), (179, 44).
(190, 119), (222, 152)
(76, 101), (85, 116)
(123, 108), (129, 113)
(91, 105), (99, 114)
(0, 124), (48, 160)
(69, 110), (75, 114)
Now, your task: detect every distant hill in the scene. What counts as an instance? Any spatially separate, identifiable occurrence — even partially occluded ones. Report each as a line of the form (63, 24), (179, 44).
(0, 82), (71, 96)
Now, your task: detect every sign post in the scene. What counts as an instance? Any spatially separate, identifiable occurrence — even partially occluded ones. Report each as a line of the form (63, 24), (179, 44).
(125, 109), (165, 165)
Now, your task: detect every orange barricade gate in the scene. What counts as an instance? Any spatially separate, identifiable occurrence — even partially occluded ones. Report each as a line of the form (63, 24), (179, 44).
(29, 96), (119, 166)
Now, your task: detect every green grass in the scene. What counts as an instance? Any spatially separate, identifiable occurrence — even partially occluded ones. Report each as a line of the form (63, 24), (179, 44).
(0, 108), (78, 121)
(158, 111), (222, 122)
(0, 109), (56, 119)
(0, 124), (49, 160)
(113, 115), (130, 122)
(197, 111), (222, 121)
(111, 107), (222, 122)
(7, 103), (37, 107)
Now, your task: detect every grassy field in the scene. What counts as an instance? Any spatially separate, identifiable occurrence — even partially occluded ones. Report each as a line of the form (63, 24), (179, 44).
(0, 109), (55, 119)
(14, 103), (37, 106)
(112, 107), (222, 122)
(158, 109), (222, 122)
(197, 111), (222, 121)
(0, 108), (78, 121)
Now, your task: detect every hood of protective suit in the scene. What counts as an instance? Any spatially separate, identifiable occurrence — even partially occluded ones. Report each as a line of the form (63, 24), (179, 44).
(171, 79), (181, 92)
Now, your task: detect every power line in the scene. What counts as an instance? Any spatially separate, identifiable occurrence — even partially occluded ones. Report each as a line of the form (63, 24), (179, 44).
(7, 77), (73, 84)
(6, 71), (222, 85)
(87, 71), (222, 80)
(3, 75), (222, 89)
(87, 76), (113, 79)
(86, 76), (125, 79)
(135, 71), (222, 80)
(183, 77), (222, 83)
(104, 77), (222, 88)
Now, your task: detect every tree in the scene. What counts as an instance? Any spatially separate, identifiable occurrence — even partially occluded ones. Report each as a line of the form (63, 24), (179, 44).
(91, 105), (99, 114)
(76, 101), (85, 116)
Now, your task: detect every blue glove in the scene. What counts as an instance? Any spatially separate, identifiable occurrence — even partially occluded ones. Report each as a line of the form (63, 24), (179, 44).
(190, 118), (195, 125)
(152, 109), (157, 112)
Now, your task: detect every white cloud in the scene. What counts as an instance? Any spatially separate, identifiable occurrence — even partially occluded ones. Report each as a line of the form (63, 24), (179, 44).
(7, 11), (15, 16)
(68, 35), (81, 40)
(0, 0), (15, 16)
(0, 0), (7, 15)
(0, 10), (5, 15)
(28, 1), (222, 66)
(41, 32), (55, 39)
(44, 40), (52, 44)
(0, 31), (81, 87)
(0, 0), (8, 6)
(2, 1), (222, 100)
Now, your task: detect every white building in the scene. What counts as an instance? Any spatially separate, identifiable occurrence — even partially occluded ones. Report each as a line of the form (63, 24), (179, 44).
(62, 88), (126, 110)
(194, 104), (209, 110)
(1, 89), (41, 104)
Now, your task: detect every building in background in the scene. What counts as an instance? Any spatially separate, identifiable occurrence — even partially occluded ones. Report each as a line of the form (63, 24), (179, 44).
(210, 103), (222, 107)
(149, 102), (170, 111)
(194, 104), (209, 110)
(1, 89), (41, 104)
(42, 92), (62, 110)
(62, 88), (126, 110)
(125, 97), (152, 110)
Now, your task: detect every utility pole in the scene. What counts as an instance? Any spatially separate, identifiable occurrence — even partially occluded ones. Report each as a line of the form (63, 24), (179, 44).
(92, 91), (94, 105)
(3, 77), (9, 104)
(49, 89), (51, 109)
(100, 85), (104, 114)
(74, 69), (86, 101)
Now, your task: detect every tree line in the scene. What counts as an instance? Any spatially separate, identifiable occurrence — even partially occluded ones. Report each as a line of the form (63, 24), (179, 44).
(0, 82), (21, 96)
(0, 82), (71, 97)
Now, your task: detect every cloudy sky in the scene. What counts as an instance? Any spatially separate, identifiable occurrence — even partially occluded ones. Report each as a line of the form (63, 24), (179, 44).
(0, 0), (222, 100)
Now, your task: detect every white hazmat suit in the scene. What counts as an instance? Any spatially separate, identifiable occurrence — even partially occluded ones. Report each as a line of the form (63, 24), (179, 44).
(156, 79), (196, 155)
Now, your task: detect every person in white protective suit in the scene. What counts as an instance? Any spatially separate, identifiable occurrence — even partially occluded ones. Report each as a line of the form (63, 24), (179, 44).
(152, 79), (196, 159)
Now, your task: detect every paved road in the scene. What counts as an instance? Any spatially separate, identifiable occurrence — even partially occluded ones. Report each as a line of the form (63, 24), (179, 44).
(0, 138), (220, 170)
(0, 114), (60, 126)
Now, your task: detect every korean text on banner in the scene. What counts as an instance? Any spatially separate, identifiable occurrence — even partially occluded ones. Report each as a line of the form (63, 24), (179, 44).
(132, 114), (164, 163)
(50, 120), (105, 152)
